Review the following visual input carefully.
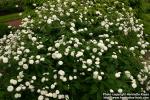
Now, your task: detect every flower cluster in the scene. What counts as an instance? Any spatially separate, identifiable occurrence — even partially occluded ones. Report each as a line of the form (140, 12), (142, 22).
(0, 0), (149, 100)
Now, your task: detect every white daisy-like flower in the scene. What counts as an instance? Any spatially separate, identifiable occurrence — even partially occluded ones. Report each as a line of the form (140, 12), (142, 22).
(132, 83), (137, 88)
(69, 76), (73, 80)
(36, 55), (41, 59)
(58, 70), (65, 76)
(7, 85), (14, 92)
(23, 64), (28, 69)
(51, 84), (55, 89)
(47, 19), (52, 24)
(29, 60), (34, 64)
(0, 73), (2, 78)
(38, 95), (44, 100)
(58, 61), (63, 65)
(2, 57), (8, 63)
(32, 37), (37, 42)
(118, 88), (123, 93)
(14, 93), (21, 98)
(55, 43), (60, 48)
(76, 51), (83, 57)
(32, 76), (37, 80)
(52, 52), (62, 59)
(112, 55), (117, 59)
(16, 86), (22, 92)
(86, 59), (92, 65)
(110, 89), (114, 93)
(10, 79), (17, 85)
(97, 76), (102, 80)
(52, 93), (57, 98)
(115, 72), (121, 78)
(24, 49), (30, 53)
(140, 50), (145, 55)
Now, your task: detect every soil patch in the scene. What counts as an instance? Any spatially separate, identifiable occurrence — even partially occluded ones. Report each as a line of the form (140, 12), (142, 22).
(6, 19), (21, 27)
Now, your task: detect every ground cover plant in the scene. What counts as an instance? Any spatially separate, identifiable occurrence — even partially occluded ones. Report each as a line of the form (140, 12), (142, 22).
(0, 0), (150, 100)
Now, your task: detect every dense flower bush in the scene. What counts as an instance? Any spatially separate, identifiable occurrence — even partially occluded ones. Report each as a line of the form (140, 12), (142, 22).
(0, 0), (150, 100)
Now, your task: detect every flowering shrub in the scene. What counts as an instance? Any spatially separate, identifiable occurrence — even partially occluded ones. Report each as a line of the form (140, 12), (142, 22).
(0, 0), (150, 100)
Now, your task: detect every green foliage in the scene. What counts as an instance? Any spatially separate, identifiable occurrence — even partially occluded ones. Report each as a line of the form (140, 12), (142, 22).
(0, 0), (149, 100)
(0, 23), (9, 38)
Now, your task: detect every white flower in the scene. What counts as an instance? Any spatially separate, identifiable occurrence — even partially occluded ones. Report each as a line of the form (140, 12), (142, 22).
(70, 22), (75, 27)
(56, 90), (60, 94)
(25, 82), (30, 86)
(36, 55), (41, 59)
(23, 64), (28, 69)
(119, 26), (123, 30)
(71, 2), (76, 5)
(58, 61), (63, 65)
(115, 72), (121, 78)
(29, 60), (34, 64)
(69, 76), (73, 80)
(32, 76), (37, 80)
(101, 72), (104, 75)
(69, 8), (74, 12)
(62, 77), (67, 82)
(22, 58), (27, 62)
(2, 57), (8, 63)
(82, 64), (87, 69)
(132, 83), (137, 88)
(92, 48), (97, 53)
(0, 73), (2, 78)
(97, 43), (105, 49)
(129, 47), (135, 51)
(52, 52), (62, 59)
(74, 44), (78, 48)
(55, 43), (60, 48)
(86, 59), (92, 65)
(18, 61), (23, 66)
(140, 50), (145, 55)
(89, 33), (93, 36)
(118, 88), (123, 93)
(125, 71), (131, 78)
(87, 68), (92, 71)
(101, 21), (106, 26)
(58, 95), (65, 99)
(40, 57), (45, 61)
(112, 55), (117, 59)
(71, 51), (75, 56)
(10, 79), (17, 85)
(17, 50), (22, 55)
(7, 85), (14, 92)
(97, 76), (102, 80)
(48, 47), (52, 51)
(58, 70), (65, 76)
(24, 49), (30, 53)
(37, 45), (44, 49)
(14, 56), (19, 60)
(53, 74), (57, 79)
(51, 84), (55, 89)
(14, 93), (21, 98)
(47, 19), (52, 24)
(110, 89), (114, 93)
(96, 11), (101, 15)
(93, 71), (99, 76)
(74, 76), (77, 79)
(32, 37), (37, 42)
(76, 51), (83, 57)
(38, 95), (44, 100)
(16, 86), (22, 92)
(35, 60), (40, 64)
(52, 93), (57, 98)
